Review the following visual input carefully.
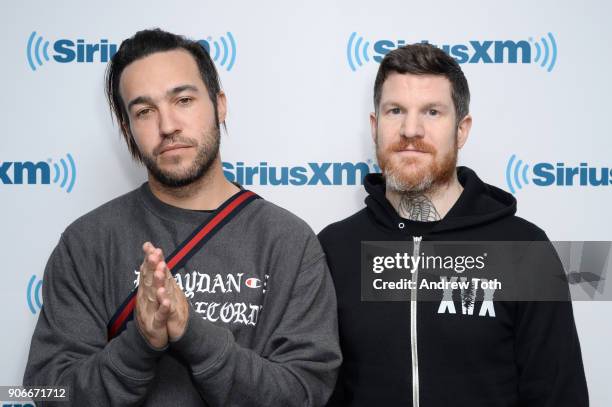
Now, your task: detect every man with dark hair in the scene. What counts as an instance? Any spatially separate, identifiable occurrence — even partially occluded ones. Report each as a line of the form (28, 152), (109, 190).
(319, 44), (588, 406)
(23, 28), (341, 406)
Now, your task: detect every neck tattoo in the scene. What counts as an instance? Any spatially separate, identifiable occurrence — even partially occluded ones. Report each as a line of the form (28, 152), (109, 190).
(397, 194), (441, 222)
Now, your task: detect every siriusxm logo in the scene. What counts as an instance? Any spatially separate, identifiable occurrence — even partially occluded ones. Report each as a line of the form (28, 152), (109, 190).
(26, 275), (43, 314)
(506, 154), (612, 194)
(0, 153), (76, 193)
(26, 32), (117, 70)
(26, 31), (237, 71)
(347, 32), (557, 72)
(222, 161), (380, 186)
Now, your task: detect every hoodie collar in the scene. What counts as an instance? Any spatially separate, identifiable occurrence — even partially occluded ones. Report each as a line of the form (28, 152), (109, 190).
(364, 166), (517, 234)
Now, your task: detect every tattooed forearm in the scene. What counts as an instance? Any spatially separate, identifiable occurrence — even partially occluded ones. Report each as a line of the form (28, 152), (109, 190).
(398, 194), (441, 221)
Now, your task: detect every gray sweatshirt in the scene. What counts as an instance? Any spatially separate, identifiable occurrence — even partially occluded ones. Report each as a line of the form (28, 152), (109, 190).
(23, 183), (342, 406)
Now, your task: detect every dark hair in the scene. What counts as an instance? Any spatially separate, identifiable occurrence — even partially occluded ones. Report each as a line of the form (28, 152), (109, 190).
(105, 28), (223, 162)
(373, 43), (470, 125)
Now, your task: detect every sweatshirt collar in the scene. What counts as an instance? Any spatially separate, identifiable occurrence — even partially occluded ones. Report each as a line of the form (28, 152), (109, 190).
(138, 182), (214, 224)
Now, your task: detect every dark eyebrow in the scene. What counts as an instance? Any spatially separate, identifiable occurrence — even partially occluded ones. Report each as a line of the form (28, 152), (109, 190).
(168, 84), (198, 96)
(127, 95), (154, 112)
(126, 84), (199, 112)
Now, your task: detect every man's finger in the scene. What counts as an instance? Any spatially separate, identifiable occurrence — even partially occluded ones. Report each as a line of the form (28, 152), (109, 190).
(142, 241), (155, 255)
(164, 263), (176, 297)
(154, 248), (164, 262)
(137, 281), (159, 315)
(153, 288), (170, 329)
(140, 262), (154, 287)
(154, 262), (167, 289)
(145, 252), (159, 269)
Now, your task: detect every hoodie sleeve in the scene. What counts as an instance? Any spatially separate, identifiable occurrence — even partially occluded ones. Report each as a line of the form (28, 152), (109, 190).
(170, 253), (342, 407)
(515, 240), (589, 406)
(23, 235), (165, 406)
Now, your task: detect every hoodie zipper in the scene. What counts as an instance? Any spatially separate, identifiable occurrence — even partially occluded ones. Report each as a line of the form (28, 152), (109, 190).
(411, 235), (422, 407)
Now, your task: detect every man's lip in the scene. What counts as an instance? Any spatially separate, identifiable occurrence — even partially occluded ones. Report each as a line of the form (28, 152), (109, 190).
(159, 144), (192, 154)
(396, 149), (429, 153)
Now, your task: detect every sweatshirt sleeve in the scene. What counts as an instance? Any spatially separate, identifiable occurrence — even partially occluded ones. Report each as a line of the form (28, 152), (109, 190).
(170, 253), (342, 407)
(23, 234), (165, 406)
(515, 241), (589, 406)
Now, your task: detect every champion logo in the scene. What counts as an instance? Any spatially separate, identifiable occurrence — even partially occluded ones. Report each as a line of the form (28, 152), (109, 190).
(245, 278), (261, 288)
(245, 275), (269, 293)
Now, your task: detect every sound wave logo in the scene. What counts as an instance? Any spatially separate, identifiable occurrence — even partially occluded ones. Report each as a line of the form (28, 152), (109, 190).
(506, 154), (530, 194)
(27, 275), (43, 314)
(198, 32), (237, 71)
(26, 31), (235, 73)
(504, 156), (612, 192)
(347, 31), (559, 73)
(49, 153), (77, 193)
(528, 32), (558, 72)
(26, 31), (50, 71)
(0, 153), (77, 192)
(346, 32), (371, 71)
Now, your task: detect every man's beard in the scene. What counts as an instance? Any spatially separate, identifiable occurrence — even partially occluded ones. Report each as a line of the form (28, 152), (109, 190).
(141, 124), (220, 188)
(376, 132), (457, 194)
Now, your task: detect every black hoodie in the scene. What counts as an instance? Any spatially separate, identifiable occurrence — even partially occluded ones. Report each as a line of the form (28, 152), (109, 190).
(318, 167), (588, 407)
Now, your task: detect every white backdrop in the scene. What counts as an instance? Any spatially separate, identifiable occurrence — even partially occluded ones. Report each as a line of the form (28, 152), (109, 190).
(1, 0), (611, 405)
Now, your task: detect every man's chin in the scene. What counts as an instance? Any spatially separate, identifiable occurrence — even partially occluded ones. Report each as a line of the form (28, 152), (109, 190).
(386, 175), (432, 193)
(141, 138), (220, 190)
(386, 163), (429, 182)
(152, 173), (201, 188)
(383, 161), (446, 192)
(147, 164), (206, 188)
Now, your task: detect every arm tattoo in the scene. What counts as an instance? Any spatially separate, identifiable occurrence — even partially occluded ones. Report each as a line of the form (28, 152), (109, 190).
(397, 194), (441, 222)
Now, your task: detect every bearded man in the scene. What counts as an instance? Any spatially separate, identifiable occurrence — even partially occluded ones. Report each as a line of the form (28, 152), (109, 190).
(23, 28), (341, 406)
(318, 44), (588, 407)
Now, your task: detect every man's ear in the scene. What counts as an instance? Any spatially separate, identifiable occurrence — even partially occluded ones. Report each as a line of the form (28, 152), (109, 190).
(216, 91), (227, 124)
(370, 112), (378, 144)
(457, 114), (472, 149)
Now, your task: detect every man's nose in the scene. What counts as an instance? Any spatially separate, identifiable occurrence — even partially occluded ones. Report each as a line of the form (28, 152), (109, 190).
(399, 112), (425, 139)
(158, 105), (181, 138)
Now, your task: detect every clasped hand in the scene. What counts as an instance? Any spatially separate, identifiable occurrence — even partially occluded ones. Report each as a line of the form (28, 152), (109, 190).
(135, 242), (189, 349)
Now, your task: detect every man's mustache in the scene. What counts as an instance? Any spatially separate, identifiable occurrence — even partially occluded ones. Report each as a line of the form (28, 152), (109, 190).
(389, 138), (436, 154)
(154, 136), (196, 156)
